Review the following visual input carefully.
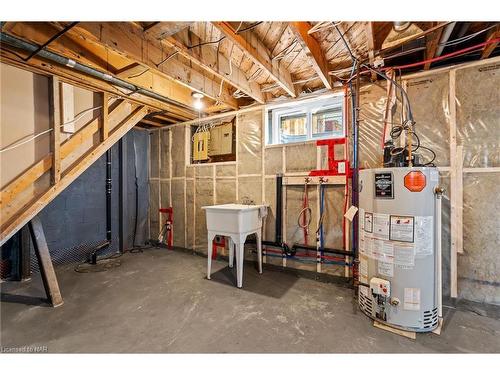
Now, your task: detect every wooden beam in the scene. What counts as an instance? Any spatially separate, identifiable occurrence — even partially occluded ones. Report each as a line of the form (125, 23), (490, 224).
(144, 22), (192, 39)
(101, 92), (109, 141)
(49, 77), (61, 185)
(0, 106), (148, 246)
(2, 22), (210, 112)
(212, 22), (296, 97)
(0, 154), (53, 209)
(73, 22), (238, 109)
(0, 100), (128, 211)
(0, 51), (194, 121)
(481, 25), (500, 59)
(163, 33), (265, 104)
(288, 22), (332, 90)
(424, 28), (444, 70)
(28, 216), (64, 307)
(365, 22), (378, 81)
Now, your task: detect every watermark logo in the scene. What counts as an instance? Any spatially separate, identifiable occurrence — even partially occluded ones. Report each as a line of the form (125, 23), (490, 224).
(1, 346), (48, 353)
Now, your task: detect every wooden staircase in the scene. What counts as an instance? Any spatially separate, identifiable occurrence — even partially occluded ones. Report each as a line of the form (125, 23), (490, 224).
(0, 78), (149, 246)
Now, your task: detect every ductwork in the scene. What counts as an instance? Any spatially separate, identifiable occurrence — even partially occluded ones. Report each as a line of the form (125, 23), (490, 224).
(436, 22), (457, 57)
(0, 32), (194, 112)
(393, 22), (411, 32)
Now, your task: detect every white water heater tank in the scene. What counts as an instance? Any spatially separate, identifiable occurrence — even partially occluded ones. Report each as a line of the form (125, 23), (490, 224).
(358, 167), (440, 332)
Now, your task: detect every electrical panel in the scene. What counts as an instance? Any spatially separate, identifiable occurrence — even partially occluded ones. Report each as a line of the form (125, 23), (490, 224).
(209, 122), (233, 156)
(193, 131), (210, 161)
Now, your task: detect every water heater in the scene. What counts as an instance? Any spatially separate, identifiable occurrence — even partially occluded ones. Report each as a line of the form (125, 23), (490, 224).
(358, 167), (441, 332)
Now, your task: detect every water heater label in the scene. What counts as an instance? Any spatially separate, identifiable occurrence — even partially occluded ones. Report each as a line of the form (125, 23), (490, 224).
(378, 261), (394, 277)
(374, 172), (394, 199)
(404, 288), (421, 311)
(373, 213), (390, 240)
(389, 215), (415, 242)
(415, 216), (434, 257)
(364, 212), (373, 233)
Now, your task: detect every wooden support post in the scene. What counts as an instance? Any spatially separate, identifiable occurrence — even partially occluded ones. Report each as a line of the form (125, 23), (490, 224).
(28, 216), (63, 307)
(449, 70), (459, 298)
(49, 77), (61, 185)
(101, 92), (109, 141)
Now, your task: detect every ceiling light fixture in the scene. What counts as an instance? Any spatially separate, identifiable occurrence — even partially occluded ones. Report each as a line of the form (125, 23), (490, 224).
(192, 92), (204, 111)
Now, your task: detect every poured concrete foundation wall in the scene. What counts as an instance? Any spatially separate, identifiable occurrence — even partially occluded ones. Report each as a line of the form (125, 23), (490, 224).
(149, 57), (500, 305)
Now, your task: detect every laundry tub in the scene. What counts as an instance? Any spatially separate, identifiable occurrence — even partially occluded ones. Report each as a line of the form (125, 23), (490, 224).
(202, 204), (268, 288)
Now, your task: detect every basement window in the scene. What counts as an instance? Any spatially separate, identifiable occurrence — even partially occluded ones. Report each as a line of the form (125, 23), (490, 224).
(266, 95), (344, 145)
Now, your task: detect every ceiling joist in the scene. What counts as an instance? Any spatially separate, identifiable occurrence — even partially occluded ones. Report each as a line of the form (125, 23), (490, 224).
(212, 21), (296, 97)
(74, 22), (239, 109)
(288, 22), (332, 90)
(163, 31), (265, 104)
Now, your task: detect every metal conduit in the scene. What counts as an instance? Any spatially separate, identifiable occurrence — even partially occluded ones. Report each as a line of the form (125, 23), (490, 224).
(0, 32), (194, 111)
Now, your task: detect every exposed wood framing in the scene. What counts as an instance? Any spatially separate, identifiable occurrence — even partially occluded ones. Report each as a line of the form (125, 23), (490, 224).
(0, 101), (148, 246)
(481, 25), (500, 59)
(424, 28), (444, 70)
(449, 69), (459, 298)
(163, 33), (265, 104)
(144, 22), (192, 39)
(212, 22), (296, 97)
(49, 77), (61, 185)
(74, 22), (239, 109)
(365, 22), (377, 81)
(0, 51), (194, 121)
(28, 216), (64, 307)
(288, 22), (332, 90)
(1, 22), (202, 113)
(101, 92), (109, 141)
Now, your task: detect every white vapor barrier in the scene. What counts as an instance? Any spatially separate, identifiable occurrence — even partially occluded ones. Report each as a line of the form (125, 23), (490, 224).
(358, 83), (386, 168)
(456, 63), (500, 167)
(459, 173), (500, 304)
(237, 110), (262, 174)
(406, 73), (450, 166)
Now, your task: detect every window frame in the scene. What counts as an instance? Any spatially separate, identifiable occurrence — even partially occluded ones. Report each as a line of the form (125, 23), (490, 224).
(266, 94), (345, 146)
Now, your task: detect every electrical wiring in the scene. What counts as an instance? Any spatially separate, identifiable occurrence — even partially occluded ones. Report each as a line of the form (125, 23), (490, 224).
(235, 22), (263, 34)
(387, 37), (500, 71)
(438, 23), (498, 47)
(155, 51), (179, 68)
(0, 106), (102, 154)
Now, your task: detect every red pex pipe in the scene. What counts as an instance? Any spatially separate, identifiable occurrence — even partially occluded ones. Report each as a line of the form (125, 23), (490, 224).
(345, 37), (500, 82)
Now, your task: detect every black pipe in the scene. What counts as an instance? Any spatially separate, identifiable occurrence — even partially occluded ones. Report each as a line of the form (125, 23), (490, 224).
(105, 149), (112, 242)
(275, 173), (283, 244)
(291, 243), (354, 257)
(89, 149), (112, 264)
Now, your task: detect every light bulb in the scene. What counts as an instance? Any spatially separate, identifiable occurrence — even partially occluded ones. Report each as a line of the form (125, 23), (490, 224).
(194, 98), (203, 110)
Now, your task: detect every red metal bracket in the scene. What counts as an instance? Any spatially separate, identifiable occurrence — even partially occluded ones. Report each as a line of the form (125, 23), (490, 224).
(309, 138), (351, 177)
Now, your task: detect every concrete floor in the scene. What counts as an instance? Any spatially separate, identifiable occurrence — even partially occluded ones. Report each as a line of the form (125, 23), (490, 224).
(1, 248), (500, 353)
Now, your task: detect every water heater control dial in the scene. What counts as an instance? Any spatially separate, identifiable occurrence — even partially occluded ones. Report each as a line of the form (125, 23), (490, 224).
(370, 277), (391, 298)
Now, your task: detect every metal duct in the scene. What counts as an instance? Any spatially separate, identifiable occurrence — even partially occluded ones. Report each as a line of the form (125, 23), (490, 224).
(436, 22), (457, 57)
(0, 32), (194, 112)
(393, 22), (411, 32)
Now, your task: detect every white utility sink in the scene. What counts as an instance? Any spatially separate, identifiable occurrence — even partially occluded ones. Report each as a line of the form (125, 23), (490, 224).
(202, 204), (267, 234)
(202, 204), (268, 288)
